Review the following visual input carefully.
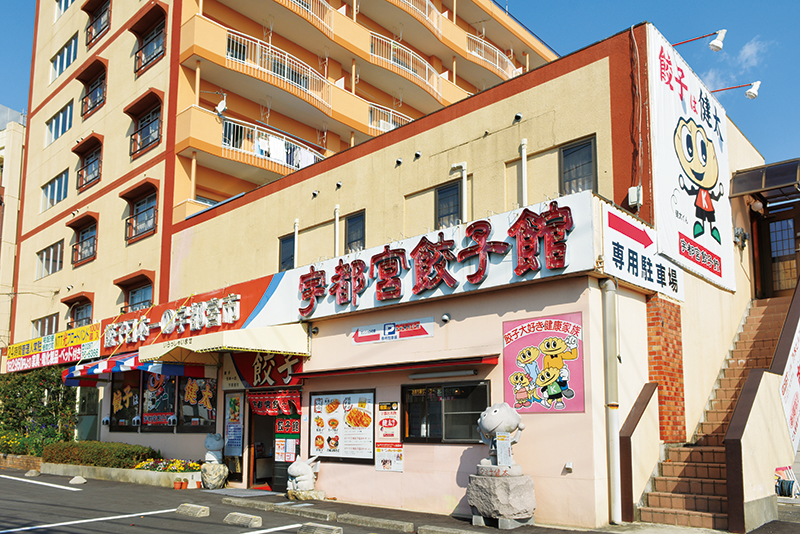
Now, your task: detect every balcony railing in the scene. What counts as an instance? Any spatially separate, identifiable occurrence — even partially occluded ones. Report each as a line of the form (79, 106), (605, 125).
(389, 0), (441, 37)
(222, 117), (324, 171)
(77, 159), (101, 189)
(72, 235), (96, 265)
(368, 103), (412, 136)
(126, 206), (157, 241)
(121, 300), (152, 314)
(130, 117), (161, 157)
(370, 33), (441, 99)
(67, 317), (92, 329)
(278, 0), (334, 39)
(81, 81), (105, 117)
(134, 27), (165, 73)
(466, 34), (521, 80)
(86, 2), (111, 47)
(225, 28), (331, 113)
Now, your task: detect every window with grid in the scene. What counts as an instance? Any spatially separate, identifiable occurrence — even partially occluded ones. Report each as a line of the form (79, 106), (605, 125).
(56, 0), (76, 20)
(73, 224), (97, 265)
(78, 147), (101, 189)
(436, 182), (460, 229)
(126, 193), (157, 241)
(280, 235), (295, 272)
(560, 139), (596, 194)
(402, 382), (488, 443)
(47, 102), (73, 145)
(126, 284), (152, 313)
(51, 35), (78, 81)
(346, 212), (365, 253)
(32, 313), (59, 338)
(41, 171), (69, 212)
(70, 302), (92, 329)
(82, 72), (105, 117)
(130, 106), (161, 156)
(86, 1), (111, 47)
(135, 21), (165, 73)
(36, 240), (64, 279)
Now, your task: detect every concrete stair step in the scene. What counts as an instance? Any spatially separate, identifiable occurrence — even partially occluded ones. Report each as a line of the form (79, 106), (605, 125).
(722, 367), (749, 378)
(726, 356), (772, 369)
(646, 492), (728, 513)
(731, 347), (777, 359)
(715, 387), (741, 400)
(640, 507), (728, 529)
(652, 476), (727, 496)
(666, 446), (725, 464)
(733, 338), (778, 350)
(709, 397), (737, 411)
(698, 421), (728, 435)
(661, 461), (726, 479)
(695, 434), (725, 447)
(719, 376), (747, 389)
(705, 409), (733, 423)
(736, 330), (779, 342)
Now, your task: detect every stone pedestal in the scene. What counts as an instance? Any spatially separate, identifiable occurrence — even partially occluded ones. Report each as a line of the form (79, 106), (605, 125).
(201, 462), (229, 490)
(287, 489), (327, 501)
(467, 474), (535, 530)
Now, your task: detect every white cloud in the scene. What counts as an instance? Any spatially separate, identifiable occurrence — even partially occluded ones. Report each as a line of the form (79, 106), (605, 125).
(700, 68), (733, 92)
(737, 36), (769, 71)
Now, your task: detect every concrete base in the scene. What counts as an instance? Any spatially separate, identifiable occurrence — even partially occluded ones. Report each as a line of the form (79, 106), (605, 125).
(288, 489), (327, 501)
(467, 474), (535, 529)
(471, 515), (535, 530)
(744, 494), (778, 532)
(41, 463), (202, 488)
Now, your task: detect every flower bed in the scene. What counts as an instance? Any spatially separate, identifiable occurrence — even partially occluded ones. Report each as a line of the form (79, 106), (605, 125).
(134, 458), (201, 473)
(41, 462), (203, 488)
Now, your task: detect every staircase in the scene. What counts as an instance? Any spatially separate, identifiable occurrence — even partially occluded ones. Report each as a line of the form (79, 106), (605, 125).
(639, 297), (790, 530)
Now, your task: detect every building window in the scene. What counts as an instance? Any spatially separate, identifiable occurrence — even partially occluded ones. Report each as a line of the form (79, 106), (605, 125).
(280, 235), (295, 272)
(346, 212), (365, 254)
(134, 21), (165, 74)
(141, 372), (176, 431)
(130, 106), (161, 157)
(126, 192), (157, 242)
(72, 223), (97, 265)
(36, 240), (64, 279)
(402, 381), (488, 443)
(195, 195), (219, 207)
(69, 302), (92, 329)
(81, 72), (105, 117)
(46, 102), (73, 145)
(178, 377), (218, 432)
(123, 284), (152, 313)
(110, 371), (140, 431)
(56, 0), (76, 20)
(32, 313), (59, 338)
(77, 147), (102, 190)
(436, 182), (460, 229)
(560, 139), (596, 194)
(51, 35), (78, 81)
(41, 170), (69, 212)
(86, 1), (111, 47)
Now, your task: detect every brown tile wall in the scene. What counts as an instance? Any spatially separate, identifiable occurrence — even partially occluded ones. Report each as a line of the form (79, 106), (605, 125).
(0, 454), (42, 471)
(647, 294), (686, 443)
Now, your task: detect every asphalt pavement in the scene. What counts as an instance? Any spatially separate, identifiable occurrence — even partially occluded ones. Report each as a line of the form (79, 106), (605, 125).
(1, 466), (800, 534)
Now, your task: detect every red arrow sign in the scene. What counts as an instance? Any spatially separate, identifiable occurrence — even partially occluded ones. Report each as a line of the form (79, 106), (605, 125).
(353, 330), (380, 344)
(608, 212), (653, 248)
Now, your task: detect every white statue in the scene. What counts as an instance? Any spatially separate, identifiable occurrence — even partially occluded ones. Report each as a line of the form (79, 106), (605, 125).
(287, 456), (320, 491)
(204, 433), (224, 464)
(477, 402), (525, 466)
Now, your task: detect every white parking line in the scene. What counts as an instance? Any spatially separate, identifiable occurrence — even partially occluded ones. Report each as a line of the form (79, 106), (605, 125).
(247, 523), (303, 534)
(0, 475), (82, 492)
(0, 508), (177, 533)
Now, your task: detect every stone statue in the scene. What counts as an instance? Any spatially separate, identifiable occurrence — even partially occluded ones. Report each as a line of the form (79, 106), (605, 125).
(200, 432), (229, 489)
(286, 456), (325, 501)
(477, 402), (525, 466)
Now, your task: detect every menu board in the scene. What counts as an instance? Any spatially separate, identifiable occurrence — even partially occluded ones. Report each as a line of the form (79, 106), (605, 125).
(310, 391), (374, 460)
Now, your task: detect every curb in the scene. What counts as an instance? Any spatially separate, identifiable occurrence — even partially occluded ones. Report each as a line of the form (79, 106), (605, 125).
(418, 526), (475, 534)
(222, 497), (274, 511)
(176, 503), (210, 517)
(224, 512), (263, 528)
(338, 513), (415, 532)
(273, 505), (338, 522)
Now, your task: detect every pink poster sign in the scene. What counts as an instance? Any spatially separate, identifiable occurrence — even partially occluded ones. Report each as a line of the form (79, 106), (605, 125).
(503, 313), (584, 413)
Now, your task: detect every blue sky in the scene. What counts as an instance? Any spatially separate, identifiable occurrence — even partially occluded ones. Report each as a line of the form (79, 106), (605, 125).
(1, 1), (796, 164)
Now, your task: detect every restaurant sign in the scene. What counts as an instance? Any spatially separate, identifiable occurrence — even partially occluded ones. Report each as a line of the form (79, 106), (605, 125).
(7, 323), (101, 372)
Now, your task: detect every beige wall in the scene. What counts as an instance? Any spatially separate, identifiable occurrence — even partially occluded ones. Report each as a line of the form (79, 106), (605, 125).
(0, 122), (25, 352)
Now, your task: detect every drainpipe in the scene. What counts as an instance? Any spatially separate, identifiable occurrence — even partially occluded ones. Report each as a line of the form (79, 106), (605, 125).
(451, 162), (467, 223)
(334, 205), (340, 255)
(602, 278), (621, 524)
(293, 219), (299, 268)
(190, 151), (197, 200)
(195, 61), (201, 106)
(520, 138), (528, 207)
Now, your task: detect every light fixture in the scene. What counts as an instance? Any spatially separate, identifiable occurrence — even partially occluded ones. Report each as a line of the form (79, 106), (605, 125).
(414, 151), (421, 159)
(396, 157), (403, 165)
(441, 313), (451, 324)
(336, 181), (342, 190)
(409, 369), (477, 380)
(750, 199), (764, 213)
(733, 227), (749, 250)
(514, 112), (522, 122)
(673, 29), (726, 52)
(310, 326), (319, 335)
(711, 81), (761, 100)
(66, 285), (74, 291)
(312, 190), (319, 198)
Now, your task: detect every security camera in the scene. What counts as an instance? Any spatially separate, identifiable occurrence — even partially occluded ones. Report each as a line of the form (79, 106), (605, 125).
(396, 158), (403, 165)
(311, 326), (319, 335)
(441, 313), (451, 324)
(514, 112), (523, 122)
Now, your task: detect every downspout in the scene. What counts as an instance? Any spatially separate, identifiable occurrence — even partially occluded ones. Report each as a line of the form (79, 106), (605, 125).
(293, 219), (299, 268)
(451, 162), (467, 223)
(602, 278), (621, 524)
(334, 205), (340, 255)
(520, 138), (528, 207)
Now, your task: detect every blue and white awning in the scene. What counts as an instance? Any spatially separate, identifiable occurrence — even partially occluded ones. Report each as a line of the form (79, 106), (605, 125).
(62, 352), (215, 386)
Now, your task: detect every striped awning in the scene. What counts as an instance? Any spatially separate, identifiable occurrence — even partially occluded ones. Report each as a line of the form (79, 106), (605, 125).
(62, 352), (216, 386)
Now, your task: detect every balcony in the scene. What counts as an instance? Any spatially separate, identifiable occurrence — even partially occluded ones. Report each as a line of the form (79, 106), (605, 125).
(135, 27), (165, 74)
(72, 236), (96, 265)
(67, 317), (92, 330)
(466, 34), (521, 81)
(86, 2), (110, 47)
(370, 33), (442, 101)
(275, 0), (334, 39)
(121, 300), (152, 314)
(126, 206), (157, 242)
(222, 117), (324, 172)
(130, 116), (161, 157)
(387, 0), (441, 37)
(368, 103), (412, 136)
(77, 158), (101, 190)
(81, 81), (105, 117)
(225, 28), (331, 114)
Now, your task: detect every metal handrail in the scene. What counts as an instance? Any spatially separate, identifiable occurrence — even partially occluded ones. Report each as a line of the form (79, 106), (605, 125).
(368, 103), (412, 136)
(67, 317), (92, 329)
(81, 82), (105, 117)
(121, 300), (152, 314)
(278, 0), (334, 38)
(222, 116), (324, 171)
(225, 27), (331, 113)
(134, 27), (165, 73)
(389, 0), (441, 37)
(77, 158), (101, 189)
(129, 117), (161, 156)
(125, 206), (157, 241)
(370, 33), (441, 98)
(466, 34), (521, 80)
(72, 235), (96, 264)
(86, 2), (111, 47)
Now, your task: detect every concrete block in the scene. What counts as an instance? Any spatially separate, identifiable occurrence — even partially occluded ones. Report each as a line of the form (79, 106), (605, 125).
(222, 497), (274, 511)
(298, 522), (343, 534)
(419, 526), (475, 534)
(69, 476), (87, 484)
(223, 512), (262, 528)
(24, 470), (40, 477)
(273, 505), (337, 522)
(337, 513), (414, 532)
(176, 504), (210, 517)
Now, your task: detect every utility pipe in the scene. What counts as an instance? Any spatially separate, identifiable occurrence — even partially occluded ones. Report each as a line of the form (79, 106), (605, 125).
(602, 278), (621, 524)
(190, 151), (197, 199)
(520, 138), (528, 207)
(451, 162), (467, 223)
(195, 61), (201, 106)
(334, 205), (340, 255)
(293, 219), (299, 269)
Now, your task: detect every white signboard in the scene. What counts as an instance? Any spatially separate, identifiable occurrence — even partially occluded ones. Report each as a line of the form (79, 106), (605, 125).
(311, 392), (374, 460)
(647, 24), (734, 291)
(377, 402), (401, 442)
(352, 318), (434, 345)
(496, 432), (513, 466)
(602, 203), (685, 301)
(780, 324), (800, 453)
(376, 443), (403, 472)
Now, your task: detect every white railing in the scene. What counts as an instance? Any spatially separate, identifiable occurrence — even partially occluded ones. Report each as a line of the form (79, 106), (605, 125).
(281, 0), (334, 38)
(466, 34), (521, 80)
(392, 0), (441, 37)
(368, 104), (412, 136)
(222, 117), (324, 172)
(370, 33), (441, 99)
(225, 28), (331, 113)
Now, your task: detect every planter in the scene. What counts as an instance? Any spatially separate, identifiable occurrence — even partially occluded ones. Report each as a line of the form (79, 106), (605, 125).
(181, 479), (189, 489)
(40, 463), (202, 489)
(174, 480), (182, 490)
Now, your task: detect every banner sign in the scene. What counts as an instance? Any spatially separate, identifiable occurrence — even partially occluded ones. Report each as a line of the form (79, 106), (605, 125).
(502, 313), (585, 413)
(310, 392), (374, 460)
(779, 323), (800, 453)
(602, 203), (685, 301)
(230, 352), (303, 389)
(377, 401), (401, 442)
(248, 390), (301, 416)
(7, 323), (101, 372)
(376, 443), (403, 472)
(647, 24), (734, 290)
(352, 317), (434, 345)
